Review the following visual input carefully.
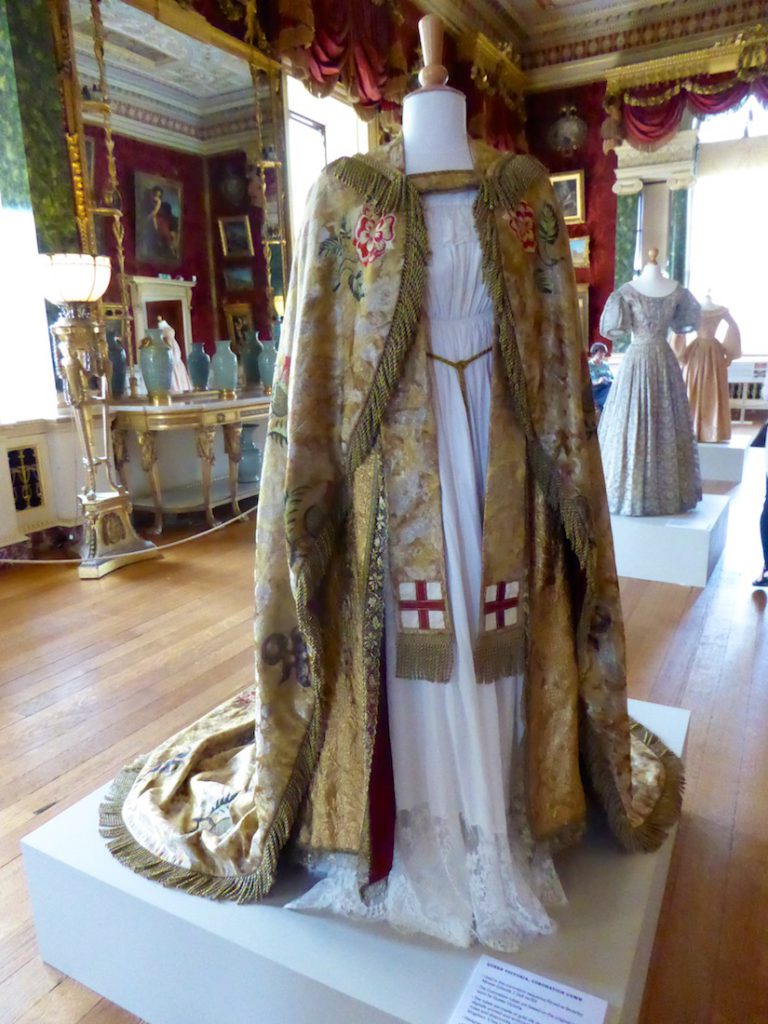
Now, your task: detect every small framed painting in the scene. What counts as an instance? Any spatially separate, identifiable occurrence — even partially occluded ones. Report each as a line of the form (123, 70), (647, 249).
(224, 302), (254, 356)
(577, 283), (590, 349)
(569, 235), (590, 268)
(550, 170), (585, 225)
(219, 215), (255, 258)
(223, 264), (255, 292)
(135, 172), (183, 266)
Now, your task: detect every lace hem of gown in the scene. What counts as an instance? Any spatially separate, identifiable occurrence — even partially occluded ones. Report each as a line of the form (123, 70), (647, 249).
(287, 805), (565, 952)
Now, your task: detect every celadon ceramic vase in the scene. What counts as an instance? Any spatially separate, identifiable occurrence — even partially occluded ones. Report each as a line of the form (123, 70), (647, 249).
(188, 342), (211, 390)
(139, 328), (173, 399)
(237, 423), (263, 484)
(211, 339), (238, 391)
(257, 321), (280, 392)
(241, 330), (262, 387)
(107, 334), (127, 398)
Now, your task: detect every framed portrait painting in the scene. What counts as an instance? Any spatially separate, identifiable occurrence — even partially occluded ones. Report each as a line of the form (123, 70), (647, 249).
(135, 172), (183, 266)
(224, 302), (254, 357)
(219, 215), (255, 258)
(550, 170), (585, 225)
(569, 235), (590, 268)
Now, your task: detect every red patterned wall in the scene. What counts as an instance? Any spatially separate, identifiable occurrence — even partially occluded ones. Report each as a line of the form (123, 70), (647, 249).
(87, 128), (216, 344)
(526, 82), (617, 350)
(207, 150), (273, 345)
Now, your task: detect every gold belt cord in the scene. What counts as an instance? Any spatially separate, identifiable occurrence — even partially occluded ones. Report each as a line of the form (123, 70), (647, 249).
(427, 346), (493, 415)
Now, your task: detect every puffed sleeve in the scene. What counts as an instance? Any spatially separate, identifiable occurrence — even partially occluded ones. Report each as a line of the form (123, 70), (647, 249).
(599, 290), (630, 340)
(722, 312), (742, 364)
(671, 287), (701, 335)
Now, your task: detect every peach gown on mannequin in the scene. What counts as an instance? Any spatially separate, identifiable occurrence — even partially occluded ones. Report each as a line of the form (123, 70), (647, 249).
(672, 305), (741, 443)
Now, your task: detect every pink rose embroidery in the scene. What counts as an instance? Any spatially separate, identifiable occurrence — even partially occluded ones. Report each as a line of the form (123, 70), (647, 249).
(353, 207), (396, 267)
(509, 201), (536, 253)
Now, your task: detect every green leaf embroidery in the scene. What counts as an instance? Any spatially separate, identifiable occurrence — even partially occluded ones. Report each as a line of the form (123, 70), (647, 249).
(319, 237), (342, 258)
(537, 202), (559, 245)
(349, 269), (364, 301)
(535, 268), (554, 294)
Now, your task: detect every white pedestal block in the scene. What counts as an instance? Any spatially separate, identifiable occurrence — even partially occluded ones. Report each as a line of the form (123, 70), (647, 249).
(23, 700), (688, 1024)
(611, 494), (729, 587)
(698, 438), (748, 484)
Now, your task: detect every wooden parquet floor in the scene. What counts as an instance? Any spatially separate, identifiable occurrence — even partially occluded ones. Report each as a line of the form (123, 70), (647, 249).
(1, 449), (766, 1024)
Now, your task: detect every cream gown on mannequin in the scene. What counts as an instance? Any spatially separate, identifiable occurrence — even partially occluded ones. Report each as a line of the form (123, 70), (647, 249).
(288, 21), (563, 951)
(672, 298), (741, 443)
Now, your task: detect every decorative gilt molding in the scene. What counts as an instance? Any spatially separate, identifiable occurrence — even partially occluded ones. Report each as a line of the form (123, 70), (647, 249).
(605, 40), (744, 97)
(121, 0), (279, 73)
(48, 0), (95, 253)
(467, 33), (527, 113)
(65, 132), (92, 252)
(736, 23), (768, 81)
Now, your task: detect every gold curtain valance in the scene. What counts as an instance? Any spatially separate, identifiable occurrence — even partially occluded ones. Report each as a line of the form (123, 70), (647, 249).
(605, 24), (768, 103)
(622, 73), (751, 108)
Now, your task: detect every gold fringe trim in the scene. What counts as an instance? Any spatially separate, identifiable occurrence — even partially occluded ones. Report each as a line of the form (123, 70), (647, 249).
(101, 470), (341, 904)
(582, 716), (685, 853)
(396, 632), (453, 682)
(474, 156), (594, 580)
(330, 156), (430, 477)
(357, 450), (387, 890)
(474, 629), (523, 684)
(99, 759), (276, 902)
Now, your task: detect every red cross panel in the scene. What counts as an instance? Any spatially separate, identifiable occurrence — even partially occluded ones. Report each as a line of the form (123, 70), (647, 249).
(484, 581), (520, 631)
(399, 580), (446, 631)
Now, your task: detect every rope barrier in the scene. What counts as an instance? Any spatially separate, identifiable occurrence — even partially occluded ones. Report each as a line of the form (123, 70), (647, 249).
(0, 506), (256, 566)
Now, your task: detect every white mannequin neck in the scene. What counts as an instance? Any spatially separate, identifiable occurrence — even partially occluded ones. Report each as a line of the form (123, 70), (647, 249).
(632, 261), (678, 298)
(402, 86), (473, 175)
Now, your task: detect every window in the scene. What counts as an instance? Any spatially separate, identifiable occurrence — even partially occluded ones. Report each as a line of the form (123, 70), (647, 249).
(285, 75), (370, 242)
(696, 95), (768, 144)
(0, 197), (58, 424)
(688, 133), (768, 356)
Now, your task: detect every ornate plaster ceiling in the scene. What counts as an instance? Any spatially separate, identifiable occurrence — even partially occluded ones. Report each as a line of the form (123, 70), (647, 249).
(418, 0), (764, 82)
(70, 0), (252, 105)
(70, 0), (261, 152)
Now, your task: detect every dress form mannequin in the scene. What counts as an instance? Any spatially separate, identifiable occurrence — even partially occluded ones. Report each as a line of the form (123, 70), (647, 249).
(671, 290), (741, 442)
(599, 249), (702, 514)
(632, 247), (678, 298)
(402, 16), (472, 175)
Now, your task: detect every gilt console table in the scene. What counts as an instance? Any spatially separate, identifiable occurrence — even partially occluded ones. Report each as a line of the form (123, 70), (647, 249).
(111, 391), (270, 533)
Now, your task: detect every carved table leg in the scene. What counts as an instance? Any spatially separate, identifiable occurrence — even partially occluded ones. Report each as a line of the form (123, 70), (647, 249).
(111, 427), (131, 494)
(137, 430), (163, 534)
(196, 425), (217, 528)
(223, 422), (243, 517)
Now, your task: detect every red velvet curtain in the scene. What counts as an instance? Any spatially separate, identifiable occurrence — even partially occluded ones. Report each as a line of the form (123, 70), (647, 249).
(277, 0), (411, 116)
(621, 72), (768, 150)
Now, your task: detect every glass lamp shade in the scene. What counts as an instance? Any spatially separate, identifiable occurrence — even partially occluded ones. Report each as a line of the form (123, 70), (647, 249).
(38, 253), (111, 305)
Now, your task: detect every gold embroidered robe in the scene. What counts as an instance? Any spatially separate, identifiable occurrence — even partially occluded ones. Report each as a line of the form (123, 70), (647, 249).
(101, 141), (683, 903)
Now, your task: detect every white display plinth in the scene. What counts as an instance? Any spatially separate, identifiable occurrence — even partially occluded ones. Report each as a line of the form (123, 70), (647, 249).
(611, 494), (729, 587)
(23, 701), (688, 1024)
(698, 438), (748, 484)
